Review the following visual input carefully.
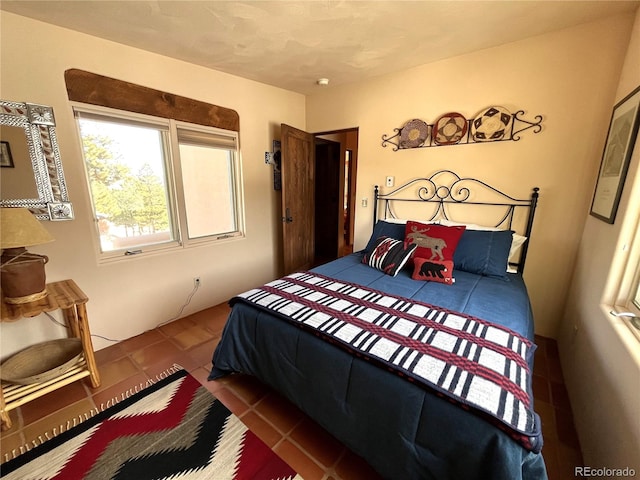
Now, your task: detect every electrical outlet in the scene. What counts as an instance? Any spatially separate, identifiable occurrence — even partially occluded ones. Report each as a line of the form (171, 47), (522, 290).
(386, 176), (394, 187)
(194, 277), (201, 287)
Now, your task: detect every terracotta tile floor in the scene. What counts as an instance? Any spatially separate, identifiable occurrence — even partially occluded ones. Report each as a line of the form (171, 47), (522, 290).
(1, 303), (581, 479)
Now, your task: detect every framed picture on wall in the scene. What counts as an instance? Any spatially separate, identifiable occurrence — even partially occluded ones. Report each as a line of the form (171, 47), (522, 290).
(0, 141), (14, 168)
(590, 85), (640, 224)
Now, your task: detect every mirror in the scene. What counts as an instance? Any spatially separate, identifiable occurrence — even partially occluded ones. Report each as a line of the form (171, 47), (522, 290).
(0, 100), (73, 220)
(1, 125), (39, 200)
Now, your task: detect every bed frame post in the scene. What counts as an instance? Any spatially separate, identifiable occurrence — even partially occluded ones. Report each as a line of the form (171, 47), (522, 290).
(373, 185), (379, 227)
(519, 187), (539, 273)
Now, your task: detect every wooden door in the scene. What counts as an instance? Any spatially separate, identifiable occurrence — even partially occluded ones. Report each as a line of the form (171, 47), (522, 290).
(281, 124), (315, 274)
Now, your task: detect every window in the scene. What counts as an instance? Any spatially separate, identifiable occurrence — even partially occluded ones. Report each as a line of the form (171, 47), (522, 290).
(176, 126), (240, 240)
(612, 213), (640, 340)
(623, 244), (640, 316)
(74, 105), (243, 260)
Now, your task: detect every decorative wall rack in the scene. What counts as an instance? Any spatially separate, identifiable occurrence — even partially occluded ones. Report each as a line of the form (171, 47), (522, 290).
(381, 107), (543, 151)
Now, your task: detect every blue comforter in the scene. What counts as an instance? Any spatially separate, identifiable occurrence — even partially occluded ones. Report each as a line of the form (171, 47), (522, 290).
(210, 253), (547, 480)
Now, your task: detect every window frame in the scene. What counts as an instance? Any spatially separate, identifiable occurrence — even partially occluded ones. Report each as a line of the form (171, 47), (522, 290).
(609, 180), (640, 342)
(613, 222), (640, 341)
(170, 119), (245, 248)
(72, 103), (244, 262)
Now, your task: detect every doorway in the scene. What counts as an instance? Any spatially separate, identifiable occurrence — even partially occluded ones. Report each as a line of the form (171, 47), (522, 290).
(314, 128), (358, 265)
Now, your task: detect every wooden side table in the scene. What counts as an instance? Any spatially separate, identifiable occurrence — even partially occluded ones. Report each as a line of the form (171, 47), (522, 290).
(0, 279), (101, 430)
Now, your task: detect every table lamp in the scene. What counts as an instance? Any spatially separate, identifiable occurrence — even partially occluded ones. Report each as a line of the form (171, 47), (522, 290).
(1, 208), (54, 304)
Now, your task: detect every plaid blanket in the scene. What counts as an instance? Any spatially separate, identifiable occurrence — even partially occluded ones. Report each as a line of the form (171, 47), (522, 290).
(232, 271), (542, 452)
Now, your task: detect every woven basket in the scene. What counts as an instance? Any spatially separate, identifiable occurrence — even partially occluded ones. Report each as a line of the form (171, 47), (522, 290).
(0, 339), (83, 385)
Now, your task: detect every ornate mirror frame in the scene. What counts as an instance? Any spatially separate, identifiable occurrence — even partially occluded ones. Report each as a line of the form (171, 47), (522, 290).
(0, 99), (73, 220)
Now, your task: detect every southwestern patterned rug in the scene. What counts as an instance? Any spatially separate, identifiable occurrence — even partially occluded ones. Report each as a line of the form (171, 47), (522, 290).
(1, 368), (301, 480)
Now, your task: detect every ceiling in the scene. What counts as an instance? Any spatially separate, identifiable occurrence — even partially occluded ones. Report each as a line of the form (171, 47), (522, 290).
(2, 1), (639, 95)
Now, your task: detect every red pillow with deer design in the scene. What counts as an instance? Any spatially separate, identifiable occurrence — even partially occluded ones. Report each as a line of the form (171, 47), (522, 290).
(404, 221), (466, 265)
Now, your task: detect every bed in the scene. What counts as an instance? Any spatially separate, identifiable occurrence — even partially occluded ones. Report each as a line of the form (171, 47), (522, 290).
(210, 170), (547, 480)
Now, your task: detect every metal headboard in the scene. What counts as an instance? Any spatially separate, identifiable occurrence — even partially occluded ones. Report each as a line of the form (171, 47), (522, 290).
(373, 170), (539, 273)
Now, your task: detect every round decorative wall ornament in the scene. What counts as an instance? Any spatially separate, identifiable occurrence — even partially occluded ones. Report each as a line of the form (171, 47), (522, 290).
(433, 112), (468, 145)
(399, 119), (429, 148)
(471, 106), (513, 141)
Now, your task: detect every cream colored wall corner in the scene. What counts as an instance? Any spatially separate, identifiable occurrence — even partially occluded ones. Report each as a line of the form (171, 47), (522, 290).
(0, 12), (304, 355)
(306, 14), (635, 339)
(558, 6), (640, 472)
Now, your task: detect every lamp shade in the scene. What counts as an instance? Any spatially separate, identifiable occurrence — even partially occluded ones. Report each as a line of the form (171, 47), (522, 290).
(0, 208), (54, 249)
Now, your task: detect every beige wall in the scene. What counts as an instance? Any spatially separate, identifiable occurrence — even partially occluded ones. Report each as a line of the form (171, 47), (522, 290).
(306, 13), (635, 339)
(0, 12), (304, 354)
(558, 6), (640, 471)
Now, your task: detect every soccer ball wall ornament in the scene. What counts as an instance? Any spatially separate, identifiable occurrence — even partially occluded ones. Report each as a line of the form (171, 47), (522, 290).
(471, 106), (513, 141)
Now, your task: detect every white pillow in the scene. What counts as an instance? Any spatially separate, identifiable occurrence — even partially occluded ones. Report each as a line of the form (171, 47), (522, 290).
(381, 218), (407, 224)
(381, 218), (440, 225)
(439, 219), (528, 270)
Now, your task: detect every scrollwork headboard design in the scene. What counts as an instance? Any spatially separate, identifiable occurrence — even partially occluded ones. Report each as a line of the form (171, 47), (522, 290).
(373, 170), (539, 273)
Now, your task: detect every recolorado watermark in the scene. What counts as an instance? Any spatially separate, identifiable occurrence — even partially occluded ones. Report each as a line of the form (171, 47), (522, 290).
(575, 466), (636, 477)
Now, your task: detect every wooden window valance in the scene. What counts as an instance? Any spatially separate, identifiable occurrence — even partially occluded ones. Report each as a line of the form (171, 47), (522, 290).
(64, 69), (239, 132)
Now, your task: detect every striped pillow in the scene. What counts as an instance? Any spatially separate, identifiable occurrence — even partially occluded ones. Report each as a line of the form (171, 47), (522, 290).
(362, 236), (417, 277)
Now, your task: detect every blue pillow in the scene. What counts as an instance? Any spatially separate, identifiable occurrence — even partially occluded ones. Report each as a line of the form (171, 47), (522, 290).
(453, 229), (513, 279)
(364, 221), (406, 253)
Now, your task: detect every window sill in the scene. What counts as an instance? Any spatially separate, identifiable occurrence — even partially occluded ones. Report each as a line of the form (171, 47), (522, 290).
(601, 304), (640, 365)
(97, 242), (182, 265)
(95, 233), (245, 265)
